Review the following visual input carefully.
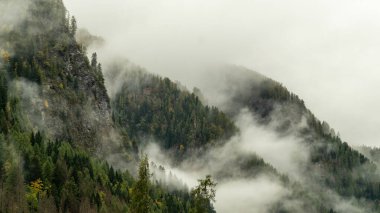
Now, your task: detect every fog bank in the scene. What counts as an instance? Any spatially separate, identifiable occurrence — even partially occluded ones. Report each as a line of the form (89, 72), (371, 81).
(64, 0), (380, 146)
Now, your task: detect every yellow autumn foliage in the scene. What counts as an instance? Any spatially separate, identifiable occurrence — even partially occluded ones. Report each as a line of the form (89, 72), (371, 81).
(1, 49), (10, 62)
(30, 179), (44, 194)
(26, 179), (47, 209)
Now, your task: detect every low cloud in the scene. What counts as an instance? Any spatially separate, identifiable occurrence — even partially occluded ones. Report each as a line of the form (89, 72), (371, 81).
(143, 141), (292, 212)
(64, 0), (380, 147)
(140, 103), (371, 212)
(0, 0), (30, 31)
(215, 177), (289, 213)
(76, 28), (105, 50)
(8, 79), (46, 132)
(235, 108), (309, 180)
(103, 59), (149, 98)
(0, 0), (31, 56)
(140, 106), (309, 211)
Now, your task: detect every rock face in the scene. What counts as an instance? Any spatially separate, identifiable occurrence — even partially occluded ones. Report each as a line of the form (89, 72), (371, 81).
(41, 46), (112, 150)
(2, 0), (113, 150)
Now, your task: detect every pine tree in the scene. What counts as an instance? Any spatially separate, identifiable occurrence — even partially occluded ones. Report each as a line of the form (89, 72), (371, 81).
(70, 16), (77, 36)
(91, 53), (97, 70)
(0, 72), (7, 111)
(131, 155), (152, 213)
(190, 175), (216, 213)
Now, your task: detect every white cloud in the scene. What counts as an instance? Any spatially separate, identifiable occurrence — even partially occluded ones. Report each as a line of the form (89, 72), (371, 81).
(63, 0), (380, 146)
(215, 177), (289, 213)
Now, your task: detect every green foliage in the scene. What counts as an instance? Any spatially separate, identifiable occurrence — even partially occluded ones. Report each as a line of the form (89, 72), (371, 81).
(358, 146), (380, 165)
(231, 69), (380, 207)
(0, 130), (199, 212)
(70, 16), (77, 36)
(4, 0), (68, 82)
(0, 71), (8, 111)
(0, 0), (213, 212)
(190, 175), (216, 213)
(0, 71), (9, 133)
(131, 155), (152, 213)
(112, 70), (236, 155)
(0, 0), (111, 149)
(2, 0), (375, 211)
(0, 0), (209, 211)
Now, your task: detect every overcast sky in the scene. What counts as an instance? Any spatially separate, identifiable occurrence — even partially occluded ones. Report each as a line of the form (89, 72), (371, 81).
(64, 0), (380, 147)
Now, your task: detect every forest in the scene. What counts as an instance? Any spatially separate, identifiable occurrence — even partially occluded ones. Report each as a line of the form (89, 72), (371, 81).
(1, 0), (380, 212)
(0, 0), (217, 212)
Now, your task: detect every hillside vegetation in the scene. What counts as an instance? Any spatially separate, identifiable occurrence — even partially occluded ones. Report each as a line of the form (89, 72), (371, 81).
(1, 0), (379, 212)
(0, 0), (215, 212)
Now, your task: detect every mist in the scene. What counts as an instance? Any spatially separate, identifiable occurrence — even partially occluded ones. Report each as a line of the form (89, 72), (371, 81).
(63, 0), (380, 147)
(0, 0), (30, 55)
(141, 118), (294, 213)
(4, 0), (376, 212)
(215, 177), (289, 213)
(0, 0), (30, 29)
(58, 0), (380, 211)
(8, 79), (46, 131)
(139, 105), (369, 212)
(102, 59), (371, 211)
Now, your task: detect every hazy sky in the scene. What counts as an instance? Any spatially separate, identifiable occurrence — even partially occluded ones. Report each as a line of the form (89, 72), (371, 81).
(64, 0), (380, 147)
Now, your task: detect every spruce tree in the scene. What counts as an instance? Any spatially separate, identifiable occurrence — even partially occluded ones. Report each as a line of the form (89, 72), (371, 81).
(190, 175), (216, 213)
(131, 155), (152, 213)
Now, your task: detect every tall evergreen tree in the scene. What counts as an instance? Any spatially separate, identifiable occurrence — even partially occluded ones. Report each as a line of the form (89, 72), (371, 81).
(70, 16), (77, 36)
(0, 72), (7, 111)
(190, 175), (216, 213)
(91, 53), (97, 69)
(131, 155), (152, 213)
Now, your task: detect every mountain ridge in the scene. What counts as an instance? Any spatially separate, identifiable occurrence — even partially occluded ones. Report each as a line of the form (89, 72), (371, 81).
(0, 0), (379, 212)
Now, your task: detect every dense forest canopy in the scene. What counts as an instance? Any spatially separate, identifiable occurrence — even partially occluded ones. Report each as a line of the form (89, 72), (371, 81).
(111, 68), (237, 156)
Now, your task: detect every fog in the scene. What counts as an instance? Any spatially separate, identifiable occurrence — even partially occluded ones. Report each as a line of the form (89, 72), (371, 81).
(0, 0), (30, 54)
(60, 0), (380, 211)
(215, 178), (289, 213)
(1, 0), (377, 211)
(140, 107), (367, 212)
(0, 0), (30, 28)
(235, 109), (309, 179)
(8, 79), (46, 132)
(64, 0), (380, 147)
(141, 110), (297, 212)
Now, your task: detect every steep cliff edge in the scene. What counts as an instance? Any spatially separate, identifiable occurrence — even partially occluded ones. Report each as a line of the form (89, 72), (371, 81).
(0, 0), (112, 150)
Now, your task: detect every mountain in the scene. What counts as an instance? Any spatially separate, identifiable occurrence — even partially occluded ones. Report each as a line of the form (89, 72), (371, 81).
(0, 0), (203, 212)
(1, 0), (379, 213)
(106, 63), (342, 212)
(195, 65), (380, 211)
(105, 61), (380, 211)
(108, 63), (236, 159)
(0, 0), (111, 151)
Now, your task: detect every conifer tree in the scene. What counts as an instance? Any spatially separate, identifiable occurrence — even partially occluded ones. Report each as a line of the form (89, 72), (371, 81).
(131, 155), (152, 213)
(190, 175), (216, 213)
(70, 16), (77, 36)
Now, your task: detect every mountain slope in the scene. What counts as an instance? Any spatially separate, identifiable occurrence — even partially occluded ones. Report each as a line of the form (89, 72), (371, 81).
(109, 64), (236, 158)
(1, 0), (379, 212)
(1, 0), (112, 150)
(197, 65), (380, 208)
(0, 0), (206, 212)
(107, 63), (343, 212)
